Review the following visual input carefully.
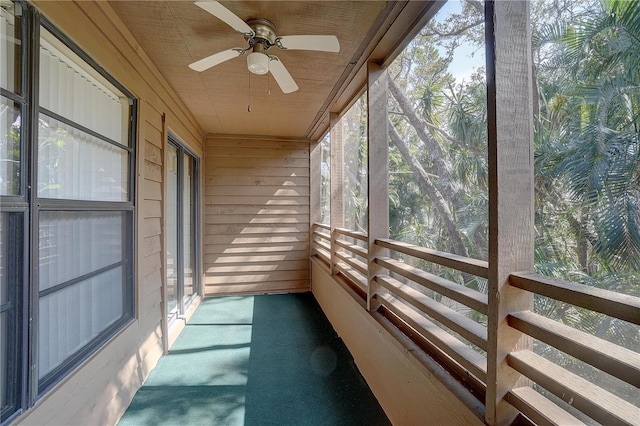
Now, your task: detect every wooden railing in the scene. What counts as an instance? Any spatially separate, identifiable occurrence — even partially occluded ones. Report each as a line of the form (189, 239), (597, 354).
(311, 224), (369, 297)
(371, 238), (489, 396)
(505, 272), (640, 425)
(311, 223), (331, 265)
(310, 223), (640, 425)
(331, 227), (369, 296)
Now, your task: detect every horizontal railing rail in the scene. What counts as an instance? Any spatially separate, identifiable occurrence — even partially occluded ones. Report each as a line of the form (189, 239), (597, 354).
(312, 230), (330, 242)
(376, 238), (489, 278)
(334, 262), (367, 291)
(334, 227), (368, 243)
(374, 275), (487, 350)
(508, 310), (639, 387)
(311, 223), (331, 264)
(505, 386), (584, 426)
(313, 223), (331, 231)
(335, 251), (367, 276)
(332, 228), (368, 293)
(370, 238), (490, 391)
(510, 272), (640, 326)
(314, 238), (331, 253)
(507, 350), (638, 425)
(334, 239), (368, 259)
(310, 224), (370, 294)
(505, 271), (640, 425)
(376, 292), (488, 382)
(374, 256), (488, 315)
(310, 223), (640, 425)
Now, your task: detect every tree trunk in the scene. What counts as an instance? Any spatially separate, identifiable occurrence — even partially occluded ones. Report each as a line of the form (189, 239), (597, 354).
(388, 78), (460, 208)
(389, 119), (470, 258)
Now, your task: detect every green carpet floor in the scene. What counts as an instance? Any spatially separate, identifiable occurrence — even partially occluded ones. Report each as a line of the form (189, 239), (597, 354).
(118, 292), (390, 425)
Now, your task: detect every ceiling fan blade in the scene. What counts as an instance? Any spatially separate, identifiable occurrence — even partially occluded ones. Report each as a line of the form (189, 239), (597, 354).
(277, 35), (340, 53)
(268, 56), (298, 94)
(195, 1), (254, 36)
(189, 48), (242, 72)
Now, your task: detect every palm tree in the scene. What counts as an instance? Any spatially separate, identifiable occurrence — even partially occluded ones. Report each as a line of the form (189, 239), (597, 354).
(535, 0), (640, 275)
(531, 0), (639, 404)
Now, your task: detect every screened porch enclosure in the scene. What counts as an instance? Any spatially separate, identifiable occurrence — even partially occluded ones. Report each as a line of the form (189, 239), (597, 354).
(1, 0), (639, 425)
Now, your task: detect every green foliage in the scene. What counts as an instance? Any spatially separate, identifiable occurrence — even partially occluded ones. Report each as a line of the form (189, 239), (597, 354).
(535, 0), (640, 274)
(342, 94), (368, 233)
(1, 101), (22, 195)
(385, 1), (639, 389)
(388, 0), (488, 264)
(387, 0), (639, 279)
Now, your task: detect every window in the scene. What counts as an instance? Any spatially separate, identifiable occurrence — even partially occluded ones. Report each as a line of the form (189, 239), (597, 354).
(1, 2), (25, 421)
(0, 212), (23, 423)
(0, 2), (136, 421)
(382, 0), (488, 361)
(166, 135), (199, 323)
(531, 0), (639, 408)
(319, 132), (330, 225)
(387, 1), (487, 261)
(341, 93), (368, 233)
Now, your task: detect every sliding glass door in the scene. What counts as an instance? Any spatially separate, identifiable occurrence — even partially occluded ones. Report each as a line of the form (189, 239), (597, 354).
(182, 153), (196, 302)
(166, 135), (199, 323)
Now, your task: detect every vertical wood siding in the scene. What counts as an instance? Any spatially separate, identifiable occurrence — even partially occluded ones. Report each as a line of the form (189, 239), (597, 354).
(204, 137), (310, 295)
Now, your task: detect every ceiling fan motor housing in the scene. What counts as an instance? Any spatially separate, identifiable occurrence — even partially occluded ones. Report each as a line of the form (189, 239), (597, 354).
(245, 19), (277, 75)
(246, 18), (277, 49)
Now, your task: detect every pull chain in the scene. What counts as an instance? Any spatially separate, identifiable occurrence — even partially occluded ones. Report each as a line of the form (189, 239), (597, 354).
(248, 70), (252, 112)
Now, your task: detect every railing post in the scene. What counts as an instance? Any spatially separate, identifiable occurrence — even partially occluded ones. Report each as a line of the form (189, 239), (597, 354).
(366, 61), (389, 311)
(329, 112), (344, 276)
(485, 1), (535, 425)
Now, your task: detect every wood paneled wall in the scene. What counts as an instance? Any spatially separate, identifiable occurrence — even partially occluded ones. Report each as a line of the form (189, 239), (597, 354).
(204, 136), (310, 295)
(138, 101), (165, 334)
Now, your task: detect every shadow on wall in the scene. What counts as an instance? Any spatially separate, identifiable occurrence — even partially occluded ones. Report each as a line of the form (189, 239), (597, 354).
(203, 138), (312, 295)
(204, 185), (310, 294)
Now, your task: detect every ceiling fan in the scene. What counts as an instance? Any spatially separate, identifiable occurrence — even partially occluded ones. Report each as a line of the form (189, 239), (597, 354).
(188, 1), (340, 94)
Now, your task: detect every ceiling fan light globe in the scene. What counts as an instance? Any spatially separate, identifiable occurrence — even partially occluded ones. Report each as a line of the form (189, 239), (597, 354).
(247, 52), (269, 75)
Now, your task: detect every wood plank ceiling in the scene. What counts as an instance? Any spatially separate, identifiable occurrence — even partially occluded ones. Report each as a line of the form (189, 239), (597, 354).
(110, 1), (388, 138)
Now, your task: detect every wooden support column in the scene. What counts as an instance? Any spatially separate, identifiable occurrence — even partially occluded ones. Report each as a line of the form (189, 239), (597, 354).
(367, 62), (389, 311)
(485, 1), (535, 425)
(159, 110), (169, 355)
(309, 137), (321, 260)
(330, 112), (344, 276)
